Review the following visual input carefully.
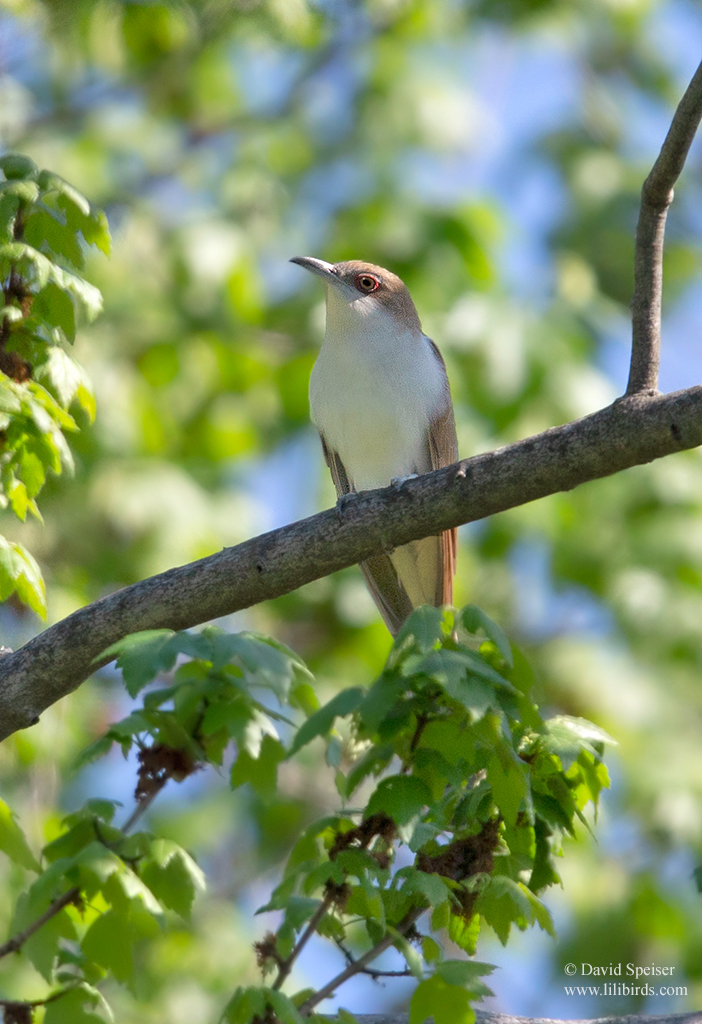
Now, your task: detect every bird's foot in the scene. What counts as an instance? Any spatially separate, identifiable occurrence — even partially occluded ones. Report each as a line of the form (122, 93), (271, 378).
(391, 473), (418, 489)
(335, 492), (355, 520)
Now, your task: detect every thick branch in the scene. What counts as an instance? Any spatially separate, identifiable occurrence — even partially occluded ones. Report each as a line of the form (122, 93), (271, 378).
(352, 1015), (702, 1024)
(627, 59), (702, 395)
(1, 387), (702, 741)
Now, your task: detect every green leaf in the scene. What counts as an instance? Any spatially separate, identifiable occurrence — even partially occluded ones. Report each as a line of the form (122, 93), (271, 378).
(34, 345), (95, 414)
(459, 605), (513, 667)
(487, 753), (528, 827)
(38, 172), (111, 254)
(345, 743), (394, 797)
(447, 911), (481, 954)
(208, 629), (311, 695)
(71, 841), (164, 919)
(267, 990), (305, 1024)
(99, 630), (177, 696)
(475, 876), (554, 945)
(337, 1009), (360, 1024)
(0, 154), (38, 180)
(32, 282), (77, 341)
(138, 838), (206, 919)
(49, 264), (103, 322)
(0, 798), (40, 871)
(44, 819), (105, 864)
(24, 207), (84, 269)
(0, 536), (46, 616)
(223, 986), (268, 1024)
(398, 866), (452, 907)
(0, 190), (19, 243)
(366, 775), (433, 825)
(394, 605), (447, 654)
(541, 715), (616, 772)
(38, 170), (90, 215)
(43, 983), (113, 1024)
(0, 240), (50, 288)
(345, 882), (385, 928)
(358, 673), (405, 733)
(410, 975), (475, 1024)
(11, 878), (78, 981)
(231, 734), (285, 798)
(82, 909), (135, 983)
(411, 651), (499, 719)
(289, 687), (364, 755)
(391, 925), (424, 977)
(72, 734), (115, 771)
(436, 959), (497, 988)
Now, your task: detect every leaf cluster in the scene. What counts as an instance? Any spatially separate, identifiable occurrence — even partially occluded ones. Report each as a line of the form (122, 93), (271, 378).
(78, 625), (317, 800)
(255, 605), (612, 1024)
(1, 795), (204, 1024)
(0, 605), (612, 1024)
(0, 154), (108, 616)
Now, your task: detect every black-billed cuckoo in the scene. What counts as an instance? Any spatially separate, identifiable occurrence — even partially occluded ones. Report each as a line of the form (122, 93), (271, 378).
(291, 256), (458, 634)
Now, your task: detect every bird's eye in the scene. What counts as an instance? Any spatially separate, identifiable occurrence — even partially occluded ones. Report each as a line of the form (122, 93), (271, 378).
(354, 273), (380, 293)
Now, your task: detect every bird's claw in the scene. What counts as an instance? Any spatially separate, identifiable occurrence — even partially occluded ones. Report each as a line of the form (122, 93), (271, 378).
(391, 473), (418, 489)
(335, 492), (355, 519)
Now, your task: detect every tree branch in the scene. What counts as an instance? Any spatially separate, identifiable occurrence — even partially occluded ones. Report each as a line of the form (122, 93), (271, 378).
(120, 784), (163, 834)
(272, 894), (334, 992)
(2, 387), (702, 741)
(351, 1015), (702, 1024)
(627, 58), (702, 395)
(299, 908), (424, 1015)
(334, 937), (413, 979)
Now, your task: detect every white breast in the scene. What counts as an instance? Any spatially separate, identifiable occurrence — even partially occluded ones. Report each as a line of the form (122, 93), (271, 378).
(309, 299), (447, 492)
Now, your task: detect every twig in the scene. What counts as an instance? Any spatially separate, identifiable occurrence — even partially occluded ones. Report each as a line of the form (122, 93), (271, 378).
(298, 907), (424, 1015)
(0, 887), (80, 960)
(402, 714), (430, 773)
(627, 59), (702, 395)
(0, 982), (81, 1008)
(120, 785), (163, 834)
(334, 937), (413, 980)
(272, 894), (334, 992)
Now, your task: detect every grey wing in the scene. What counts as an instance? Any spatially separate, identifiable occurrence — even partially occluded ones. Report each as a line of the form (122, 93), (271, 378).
(318, 432), (413, 634)
(320, 434), (351, 498)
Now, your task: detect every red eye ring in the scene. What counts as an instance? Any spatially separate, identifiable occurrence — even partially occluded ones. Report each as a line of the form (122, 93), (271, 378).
(354, 273), (380, 293)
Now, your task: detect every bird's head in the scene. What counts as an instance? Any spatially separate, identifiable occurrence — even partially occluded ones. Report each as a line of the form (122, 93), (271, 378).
(290, 257), (422, 335)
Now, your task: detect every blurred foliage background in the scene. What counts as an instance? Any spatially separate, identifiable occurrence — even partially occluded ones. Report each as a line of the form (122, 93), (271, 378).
(1, 0), (702, 1020)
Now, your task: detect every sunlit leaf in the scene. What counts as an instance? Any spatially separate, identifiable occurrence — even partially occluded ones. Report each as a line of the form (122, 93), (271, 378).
(0, 798), (40, 871)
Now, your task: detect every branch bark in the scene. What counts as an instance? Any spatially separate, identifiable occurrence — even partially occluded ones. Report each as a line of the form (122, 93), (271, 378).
(627, 58), (702, 395)
(1, 386), (702, 741)
(352, 1015), (702, 1024)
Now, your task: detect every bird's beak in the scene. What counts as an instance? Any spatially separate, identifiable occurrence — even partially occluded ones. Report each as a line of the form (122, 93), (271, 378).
(290, 256), (337, 281)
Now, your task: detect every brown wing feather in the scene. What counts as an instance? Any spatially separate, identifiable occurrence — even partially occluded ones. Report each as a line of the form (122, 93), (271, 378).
(319, 433), (413, 634)
(427, 340), (459, 606)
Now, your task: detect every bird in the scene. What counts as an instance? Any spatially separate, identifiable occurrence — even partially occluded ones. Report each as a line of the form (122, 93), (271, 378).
(290, 256), (458, 635)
